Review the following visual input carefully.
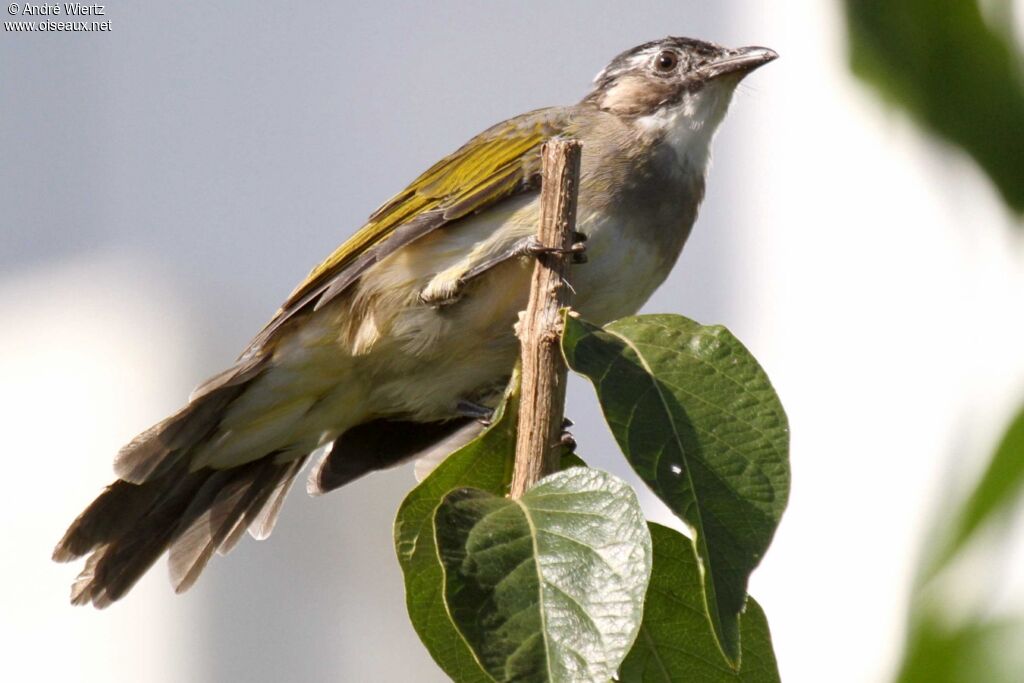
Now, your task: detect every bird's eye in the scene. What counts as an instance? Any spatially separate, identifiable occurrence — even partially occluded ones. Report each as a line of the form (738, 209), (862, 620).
(654, 50), (679, 73)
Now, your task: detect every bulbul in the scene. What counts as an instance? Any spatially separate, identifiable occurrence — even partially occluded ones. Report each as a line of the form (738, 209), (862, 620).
(55, 36), (776, 606)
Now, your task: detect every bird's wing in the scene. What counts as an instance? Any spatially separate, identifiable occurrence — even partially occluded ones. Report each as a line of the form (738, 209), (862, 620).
(242, 108), (571, 356)
(186, 108), (570, 404)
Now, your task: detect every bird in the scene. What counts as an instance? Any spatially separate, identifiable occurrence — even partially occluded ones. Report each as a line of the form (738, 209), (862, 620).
(54, 36), (777, 607)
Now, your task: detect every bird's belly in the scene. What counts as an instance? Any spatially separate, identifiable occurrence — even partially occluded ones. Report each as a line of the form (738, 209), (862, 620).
(572, 215), (680, 324)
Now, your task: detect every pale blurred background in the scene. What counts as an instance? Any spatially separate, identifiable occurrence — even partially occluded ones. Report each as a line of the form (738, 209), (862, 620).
(3, 2), (1023, 681)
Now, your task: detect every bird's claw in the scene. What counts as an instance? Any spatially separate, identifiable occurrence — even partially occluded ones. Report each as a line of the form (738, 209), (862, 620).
(556, 416), (576, 450)
(571, 231), (588, 264)
(525, 232), (587, 264)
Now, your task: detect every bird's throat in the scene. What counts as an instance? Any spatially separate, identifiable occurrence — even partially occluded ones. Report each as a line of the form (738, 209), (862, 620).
(634, 84), (737, 174)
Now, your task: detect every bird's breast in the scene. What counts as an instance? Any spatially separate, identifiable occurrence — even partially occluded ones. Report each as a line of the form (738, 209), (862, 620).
(572, 212), (681, 324)
(571, 173), (702, 323)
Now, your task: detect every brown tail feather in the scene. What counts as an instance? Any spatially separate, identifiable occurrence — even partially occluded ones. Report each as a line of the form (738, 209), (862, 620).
(62, 463), (208, 607)
(53, 476), (168, 563)
(231, 458), (303, 546)
(112, 382), (251, 484)
(55, 456), (304, 608)
(167, 459), (292, 594)
(53, 355), (310, 607)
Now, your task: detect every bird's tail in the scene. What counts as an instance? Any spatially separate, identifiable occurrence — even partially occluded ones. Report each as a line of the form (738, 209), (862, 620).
(52, 364), (305, 608)
(52, 356), (483, 607)
(53, 456), (303, 608)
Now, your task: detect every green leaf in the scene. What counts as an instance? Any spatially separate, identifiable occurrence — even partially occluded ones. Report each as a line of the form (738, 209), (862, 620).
(619, 523), (780, 682)
(434, 468), (653, 683)
(394, 376), (584, 681)
(562, 313), (790, 667)
(923, 403), (1024, 581)
(896, 613), (1024, 683)
(394, 380), (521, 682)
(844, 0), (1024, 213)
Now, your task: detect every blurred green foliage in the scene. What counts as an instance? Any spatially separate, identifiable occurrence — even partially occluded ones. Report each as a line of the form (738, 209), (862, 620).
(893, 409), (1024, 683)
(924, 404), (1024, 580)
(896, 616), (1024, 683)
(844, 0), (1024, 213)
(844, 3), (1024, 680)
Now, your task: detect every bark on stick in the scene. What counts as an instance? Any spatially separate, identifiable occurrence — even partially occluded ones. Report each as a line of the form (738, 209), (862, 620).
(510, 138), (582, 499)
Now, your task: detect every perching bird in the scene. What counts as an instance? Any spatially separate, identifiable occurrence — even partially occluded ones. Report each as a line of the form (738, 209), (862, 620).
(54, 36), (776, 606)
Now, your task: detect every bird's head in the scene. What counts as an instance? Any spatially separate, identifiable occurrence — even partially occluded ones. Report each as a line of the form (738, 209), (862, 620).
(587, 37), (777, 118)
(585, 37), (777, 165)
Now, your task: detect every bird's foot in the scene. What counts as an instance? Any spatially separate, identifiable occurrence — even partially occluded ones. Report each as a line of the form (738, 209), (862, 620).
(456, 399), (495, 426)
(525, 232), (588, 264)
(557, 417), (576, 451)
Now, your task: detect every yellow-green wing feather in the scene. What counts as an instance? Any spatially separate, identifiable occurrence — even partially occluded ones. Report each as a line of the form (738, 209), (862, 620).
(176, 108), (571, 470)
(246, 107), (571, 353)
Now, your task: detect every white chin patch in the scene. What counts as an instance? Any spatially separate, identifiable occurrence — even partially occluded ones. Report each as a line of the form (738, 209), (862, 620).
(636, 81), (739, 171)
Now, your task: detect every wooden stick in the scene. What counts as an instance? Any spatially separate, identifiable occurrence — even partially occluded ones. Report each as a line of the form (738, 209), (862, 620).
(510, 138), (582, 499)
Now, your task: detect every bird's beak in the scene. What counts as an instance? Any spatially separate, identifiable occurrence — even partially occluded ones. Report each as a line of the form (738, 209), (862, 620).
(704, 46), (779, 80)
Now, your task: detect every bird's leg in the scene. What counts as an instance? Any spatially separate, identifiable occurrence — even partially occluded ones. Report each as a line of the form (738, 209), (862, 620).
(525, 231), (588, 265)
(455, 399), (495, 425)
(463, 231), (587, 280)
(419, 232), (587, 307)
